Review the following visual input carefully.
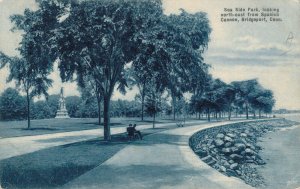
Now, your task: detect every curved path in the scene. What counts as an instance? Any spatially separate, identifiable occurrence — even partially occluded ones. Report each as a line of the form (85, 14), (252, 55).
(0, 120), (205, 161)
(63, 121), (254, 189)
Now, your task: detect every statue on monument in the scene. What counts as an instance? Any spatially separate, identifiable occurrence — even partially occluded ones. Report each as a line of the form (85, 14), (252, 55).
(55, 87), (70, 118)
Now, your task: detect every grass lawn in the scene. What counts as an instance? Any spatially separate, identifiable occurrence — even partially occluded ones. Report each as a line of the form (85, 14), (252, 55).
(0, 117), (185, 138)
(0, 134), (128, 189)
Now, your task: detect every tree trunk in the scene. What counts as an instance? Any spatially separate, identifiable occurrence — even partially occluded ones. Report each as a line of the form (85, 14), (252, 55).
(246, 103), (249, 119)
(207, 108), (210, 122)
(253, 111), (256, 119)
(103, 95), (111, 141)
(97, 99), (101, 125)
(259, 109), (261, 118)
(153, 113), (156, 128)
(26, 91), (30, 129)
(141, 95), (144, 121)
(228, 107), (231, 120)
(172, 94), (176, 120)
(141, 85), (145, 121)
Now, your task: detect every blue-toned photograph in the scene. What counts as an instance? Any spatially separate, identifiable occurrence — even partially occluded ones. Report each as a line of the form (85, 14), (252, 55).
(0, 0), (299, 188)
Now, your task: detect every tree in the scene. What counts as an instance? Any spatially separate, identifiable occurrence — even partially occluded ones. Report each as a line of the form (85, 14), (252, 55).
(231, 79), (260, 119)
(0, 1), (62, 127)
(32, 100), (52, 119)
(25, 0), (210, 140)
(164, 10), (211, 120)
(0, 88), (27, 120)
(133, 9), (211, 121)
(251, 89), (275, 118)
(49, 0), (163, 140)
(47, 94), (60, 118)
(144, 79), (163, 128)
(79, 76), (103, 124)
(222, 85), (236, 120)
(0, 54), (53, 128)
(65, 96), (81, 118)
(128, 67), (151, 121)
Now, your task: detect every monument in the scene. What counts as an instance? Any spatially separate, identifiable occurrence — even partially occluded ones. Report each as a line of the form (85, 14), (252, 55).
(55, 87), (70, 118)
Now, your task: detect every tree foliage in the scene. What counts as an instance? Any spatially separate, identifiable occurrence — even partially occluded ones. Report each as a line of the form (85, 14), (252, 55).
(0, 88), (27, 120)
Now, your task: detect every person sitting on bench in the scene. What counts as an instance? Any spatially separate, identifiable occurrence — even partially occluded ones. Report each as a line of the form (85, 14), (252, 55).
(127, 124), (134, 139)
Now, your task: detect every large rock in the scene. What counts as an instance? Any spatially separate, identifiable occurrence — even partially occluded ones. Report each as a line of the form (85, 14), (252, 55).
(241, 151), (246, 156)
(194, 148), (208, 156)
(219, 166), (227, 172)
(245, 143), (256, 150)
(221, 160), (231, 168)
(244, 129), (250, 134)
(226, 133), (236, 138)
(225, 142), (233, 147)
(207, 139), (214, 146)
(235, 143), (246, 151)
(245, 159), (255, 163)
(224, 136), (233, 142)
(214, 139), (225, 147)
(216, 133), (225, 138)
(207, 159), (217, 166)
(256, 159), (266, 165)
(229, 160), (235, 164)
(245, 148), (256, 155)
(230, 154), (243, 161)
(230, 163), (239, 170)
(221, 147), (232, 154)
(231, 146), (240, 153)
(226, 169), (237, 177)
(201, 155), (213, 163)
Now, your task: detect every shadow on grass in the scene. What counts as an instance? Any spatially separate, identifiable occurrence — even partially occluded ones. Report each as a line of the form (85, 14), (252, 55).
(20, 127), (59, 131)
(135, 120), (163, 124)
(0, 135), (129, 189)
(34, 135), (98, 143)
(82, 122), (122, 127)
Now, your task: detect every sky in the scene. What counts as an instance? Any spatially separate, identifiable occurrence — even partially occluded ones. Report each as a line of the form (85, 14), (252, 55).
(0, 0), (300, 110)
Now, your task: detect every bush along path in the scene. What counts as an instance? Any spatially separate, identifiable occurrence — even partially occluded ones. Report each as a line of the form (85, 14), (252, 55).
(189, 119), (298, 187)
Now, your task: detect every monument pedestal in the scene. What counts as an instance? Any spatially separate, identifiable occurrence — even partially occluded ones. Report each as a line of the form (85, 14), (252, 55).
(55, 87), (70, 119)
(55, 109), (70, 118)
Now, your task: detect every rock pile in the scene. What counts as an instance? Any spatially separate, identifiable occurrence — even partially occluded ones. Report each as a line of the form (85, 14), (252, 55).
(189, 119), (298, 187)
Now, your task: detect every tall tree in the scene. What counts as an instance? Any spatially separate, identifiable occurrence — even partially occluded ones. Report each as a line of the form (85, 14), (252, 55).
(51, 0), (163, 140)
(251, 89), (275, 118)
(133, 9), (211, 121)
(144, 77), (164, 128)
(164, 10), (211, 120)
(128, 67), (151, 121)
(231, 79), (260, 119)
(0, 1), (63, 128)
(0, 55), (52, 128)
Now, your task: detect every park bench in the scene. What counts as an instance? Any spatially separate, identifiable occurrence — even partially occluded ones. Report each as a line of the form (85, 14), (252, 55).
(176, 121), (184, 127)
(126, 127), (140, 140)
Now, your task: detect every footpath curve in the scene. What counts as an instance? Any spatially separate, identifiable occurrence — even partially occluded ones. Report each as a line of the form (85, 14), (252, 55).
(63, 120), (259, 189)
(0, 120), (205, 161)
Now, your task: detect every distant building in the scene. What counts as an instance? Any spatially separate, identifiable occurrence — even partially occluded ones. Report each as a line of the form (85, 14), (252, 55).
(55, 87), (70, 118)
